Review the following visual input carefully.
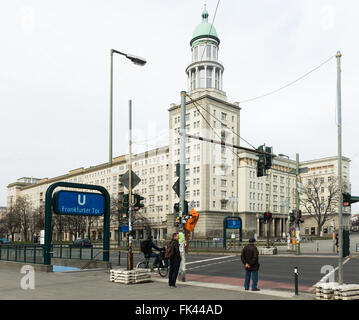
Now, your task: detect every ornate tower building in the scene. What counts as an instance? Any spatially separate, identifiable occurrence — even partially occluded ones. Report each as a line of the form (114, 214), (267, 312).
(168, 7), (241, 239)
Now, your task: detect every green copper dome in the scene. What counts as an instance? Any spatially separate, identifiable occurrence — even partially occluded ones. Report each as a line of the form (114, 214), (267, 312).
(190, 8), (220, 46)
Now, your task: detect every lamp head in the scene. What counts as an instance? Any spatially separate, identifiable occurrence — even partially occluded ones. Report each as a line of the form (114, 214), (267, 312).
(126, 53), (147, 66)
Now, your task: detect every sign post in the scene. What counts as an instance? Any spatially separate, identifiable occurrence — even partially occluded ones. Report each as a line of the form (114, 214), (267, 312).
(44, 182), (110, 265)
(223, 216), (242, 249)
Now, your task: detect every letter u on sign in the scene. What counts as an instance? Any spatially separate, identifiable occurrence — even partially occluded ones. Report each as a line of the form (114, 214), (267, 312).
(78, 195), (86, 206)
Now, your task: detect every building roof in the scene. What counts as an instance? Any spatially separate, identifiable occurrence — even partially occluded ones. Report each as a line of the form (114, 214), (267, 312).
(190, 8), (220, 46)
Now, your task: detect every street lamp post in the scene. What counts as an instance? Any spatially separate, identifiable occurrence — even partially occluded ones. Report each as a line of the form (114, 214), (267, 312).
(109, 49), (146, 165)
(108, 49), (146, 270)
(336, 51), (343, 284)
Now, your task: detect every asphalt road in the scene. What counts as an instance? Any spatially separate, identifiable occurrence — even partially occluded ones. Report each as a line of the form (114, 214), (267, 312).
(186, 255), (359, 287)
(110, 251), (359, 292)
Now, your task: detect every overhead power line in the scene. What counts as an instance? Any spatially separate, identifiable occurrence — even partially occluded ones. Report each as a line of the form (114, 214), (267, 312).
(238, 54), (336, 104)
(185, 96), (248, 163)
(186, 93), (257, 150)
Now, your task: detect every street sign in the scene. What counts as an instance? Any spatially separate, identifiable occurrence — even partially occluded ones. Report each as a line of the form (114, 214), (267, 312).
(120, 170), (141, 190)
(227, 219), (241, 229)
(53, 190), (104, 216)
(172, 178), (187, 197)
(120, 225), (129, 233)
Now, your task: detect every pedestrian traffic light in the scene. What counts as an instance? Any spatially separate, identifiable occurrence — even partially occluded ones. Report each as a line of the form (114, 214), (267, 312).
(122, 193), (129, 218)
(343, 192), (351, 207)
(133, 194), (145, 211)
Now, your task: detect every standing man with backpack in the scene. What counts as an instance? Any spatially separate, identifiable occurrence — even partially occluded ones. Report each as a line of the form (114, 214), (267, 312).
(166, 233), (181, 288)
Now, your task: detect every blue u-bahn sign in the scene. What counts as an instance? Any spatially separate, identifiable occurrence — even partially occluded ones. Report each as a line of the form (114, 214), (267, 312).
(54, 190), (105, 216)
(227, 219), (241, 229)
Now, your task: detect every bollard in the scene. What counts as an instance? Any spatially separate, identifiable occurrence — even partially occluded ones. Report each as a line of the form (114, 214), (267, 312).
(294, 267), (299, 295)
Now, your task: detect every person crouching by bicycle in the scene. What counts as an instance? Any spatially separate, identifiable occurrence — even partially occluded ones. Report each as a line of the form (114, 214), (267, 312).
(144, 235), (162, 267)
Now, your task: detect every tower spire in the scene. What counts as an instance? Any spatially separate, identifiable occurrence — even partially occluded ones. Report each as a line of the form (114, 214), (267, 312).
(202, 3), (209, 22)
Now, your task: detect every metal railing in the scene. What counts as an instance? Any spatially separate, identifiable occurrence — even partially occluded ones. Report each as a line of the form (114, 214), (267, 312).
(116, 239), (226, 250)
(0, 244), (104, 265)
(0, 244), (44, 264)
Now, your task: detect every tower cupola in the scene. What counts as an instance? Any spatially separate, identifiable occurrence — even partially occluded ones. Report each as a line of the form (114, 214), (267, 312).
(186, 6), (224, 96)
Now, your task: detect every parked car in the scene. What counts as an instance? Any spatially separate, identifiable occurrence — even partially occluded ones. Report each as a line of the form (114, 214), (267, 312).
(69, 238), (93, 248)
(0, 238), (11, 244)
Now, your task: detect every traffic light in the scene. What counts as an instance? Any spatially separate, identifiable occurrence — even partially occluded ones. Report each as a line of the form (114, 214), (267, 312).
(342, 230), (350, 258)
(257, 160), (265, 177)
(174, 202), (179, 214)
(343, 192), (351, 207)
(133, 194), (145, 211)
(292, 209), (303, 224)
(264, 146), (273, 170)
(174, 201), (189, 226)
(256, 145), (265, 178)
(289, 210), (295, 224)
(122, 193), (129, 218)
(174, 201), (188, 215)
(174, 202), (180, 226)
(296, 210), (303, 223)
(184, 200), (189, 215)
(263, 211), (272, 222)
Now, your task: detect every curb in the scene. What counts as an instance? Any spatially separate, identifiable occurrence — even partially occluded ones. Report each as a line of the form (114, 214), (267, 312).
(151, 276), (315, 300)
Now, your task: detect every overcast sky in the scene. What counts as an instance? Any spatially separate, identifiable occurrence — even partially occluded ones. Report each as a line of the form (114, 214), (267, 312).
(1, 0), (358, 212)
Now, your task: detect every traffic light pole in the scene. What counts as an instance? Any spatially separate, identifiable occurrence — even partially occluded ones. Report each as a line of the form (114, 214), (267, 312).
(178, 91), (187, 282)
(267, 169), (272, 248)
(127, 100), (134, 270)
(295, 153), (301, 255)
(336, 51), (343, 285)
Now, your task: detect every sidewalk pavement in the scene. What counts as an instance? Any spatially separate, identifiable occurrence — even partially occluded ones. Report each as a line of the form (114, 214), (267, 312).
(0, 266), (314, 300)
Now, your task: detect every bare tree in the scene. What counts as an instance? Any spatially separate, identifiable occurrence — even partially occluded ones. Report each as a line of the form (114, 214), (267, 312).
(0, 207), (20, 240)
(28, 207), (44, 241)
(13, 196), (33, 241)
(63, 215), (86, 240)
(299, 175), (339, 236)
(53, 213), (67, 241)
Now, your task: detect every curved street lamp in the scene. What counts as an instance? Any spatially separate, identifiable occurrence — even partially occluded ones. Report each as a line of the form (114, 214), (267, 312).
(109, 49), (147, 165)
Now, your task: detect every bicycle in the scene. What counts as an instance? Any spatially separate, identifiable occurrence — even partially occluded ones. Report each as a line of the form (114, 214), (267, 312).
(136, 250), (168, 278)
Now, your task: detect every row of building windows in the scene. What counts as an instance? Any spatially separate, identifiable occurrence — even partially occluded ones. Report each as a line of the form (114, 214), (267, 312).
(192, 44), (217, 62)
